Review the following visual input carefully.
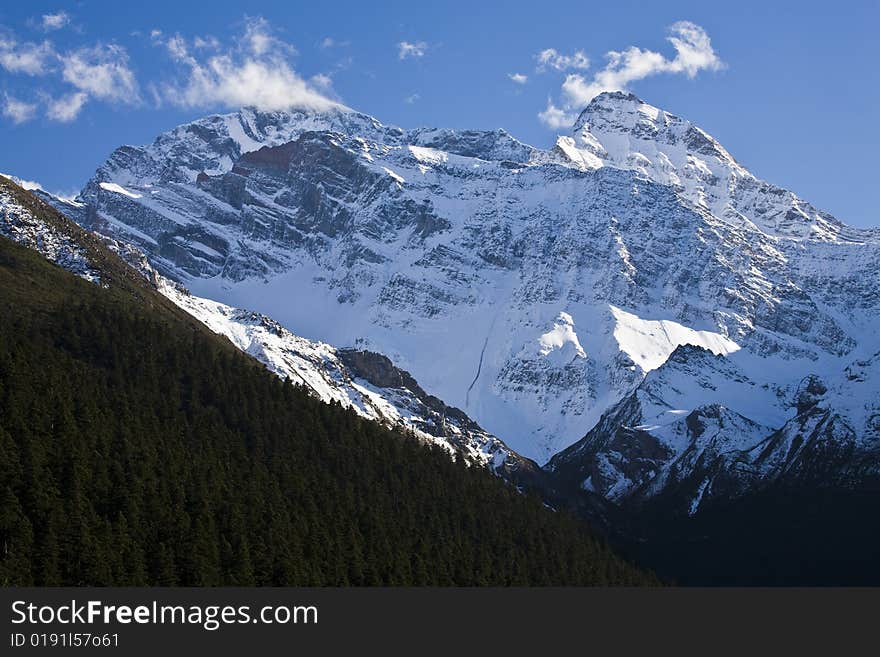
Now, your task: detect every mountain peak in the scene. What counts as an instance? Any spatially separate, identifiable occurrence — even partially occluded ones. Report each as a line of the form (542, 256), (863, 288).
(575, 92), (688, 145)
(555, 91), (758, 216)
(571, 91), (658, 132)
(569, 90), (739, 169)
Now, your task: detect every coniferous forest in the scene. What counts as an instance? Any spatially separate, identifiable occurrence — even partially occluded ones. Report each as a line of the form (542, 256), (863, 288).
(0, 235), (655, 586)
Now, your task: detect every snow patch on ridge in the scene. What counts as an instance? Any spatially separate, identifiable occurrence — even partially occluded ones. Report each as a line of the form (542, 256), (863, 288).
(408, 145), (448, 166)
(538, 312), (587, 364)
(224, 114), (263, 154)
(610, 305), (740, 372)
(99, 182), (142, 199)
(554, 136), (603, 170)
(382, 167), (406, 185)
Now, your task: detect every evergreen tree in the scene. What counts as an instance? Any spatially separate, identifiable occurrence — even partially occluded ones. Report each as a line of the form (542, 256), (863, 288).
(0, 235), (655, 586)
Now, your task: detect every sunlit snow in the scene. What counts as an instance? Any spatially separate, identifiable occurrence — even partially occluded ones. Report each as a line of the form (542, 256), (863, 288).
(609, 305), (740, 372)
(98, 182), (142, 199)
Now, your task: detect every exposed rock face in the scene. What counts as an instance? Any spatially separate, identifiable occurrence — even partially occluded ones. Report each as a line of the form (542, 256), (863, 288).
(54, 92), (880, 508)
(156, 279), (538, 480)
(4, 178), (539, 488)
(336, 349), (543, 483)
(549, 344), (880, 514)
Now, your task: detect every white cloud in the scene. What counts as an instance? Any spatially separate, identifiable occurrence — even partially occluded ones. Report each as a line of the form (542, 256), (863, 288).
(310, 73), (333, 90)
(537, 101), (572, 130)
(146, 82), (163, 108)
(0, 29), (139, 123)
(398, 41), (427, 60)
(172, 59), (336, 110)
(165, 35), (190, 61)
(404, 93), (420, 104)
(2, 94), (37, 124)
(508, 72), (528, 84)
(46, 91), (88, 122)
(242, 16), (281, 57)
(60, 44), (140, 104)
(41, 12), (70, 32)
(535, 48), (590, 72)
(160, 19), (338, 112)
(0, 16), (342, 124)
(0, 36), (55, 75)
(665, 21), (724, 77)
(193, 36), (220, 50)
(320, 36), (349, 49)
(539, 21), (723, 129)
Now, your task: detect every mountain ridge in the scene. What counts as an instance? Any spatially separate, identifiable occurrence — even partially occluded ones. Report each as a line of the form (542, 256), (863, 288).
(1, 175), (543, 485)
(31, 92), (880, 513)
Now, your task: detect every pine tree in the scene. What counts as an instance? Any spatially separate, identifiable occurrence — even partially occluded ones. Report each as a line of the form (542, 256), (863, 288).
(0, 235), (656, 587)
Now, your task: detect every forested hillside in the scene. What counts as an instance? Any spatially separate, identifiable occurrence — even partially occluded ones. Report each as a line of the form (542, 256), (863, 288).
(0, 235), (654, 586)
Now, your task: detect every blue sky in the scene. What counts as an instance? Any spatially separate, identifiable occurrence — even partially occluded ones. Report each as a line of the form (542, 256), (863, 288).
(0, 0), (877, 226)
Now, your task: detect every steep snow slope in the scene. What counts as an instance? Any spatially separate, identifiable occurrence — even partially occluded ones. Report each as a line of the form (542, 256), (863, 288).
(69, 93), (880, 470)
(157, 278), (531, 476)
(2, 177), (536, 480)
(609, 304), (740, 371)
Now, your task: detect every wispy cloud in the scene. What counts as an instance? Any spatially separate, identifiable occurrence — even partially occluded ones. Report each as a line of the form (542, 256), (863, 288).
(535, 48), (590, 72)
(46, 91), (88, 122)
(539, 21), (724, 129)
(60, 44), (140, 105)
(310, 73), (333, 90)
(2, 94), (37, 124)
(1, 16), (334, 123)
(158, 17), (338, 112)
(397, 41), (427, 60)
(41, 12), (70, 32)
(320, 36), (349, 49)
(404, 93), (420, 104)
(241, 16), (292, 57)
(0, 24), (140, 123)
(193, 35), (220, 50)
(508, 72), (528, 84)
(0, 35), (56, 75)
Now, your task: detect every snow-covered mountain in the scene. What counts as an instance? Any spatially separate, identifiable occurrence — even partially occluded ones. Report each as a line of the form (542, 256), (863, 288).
(547, 343), (880, 514)
(1, 175), (537, 483)
(43, 91), (880, 510)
